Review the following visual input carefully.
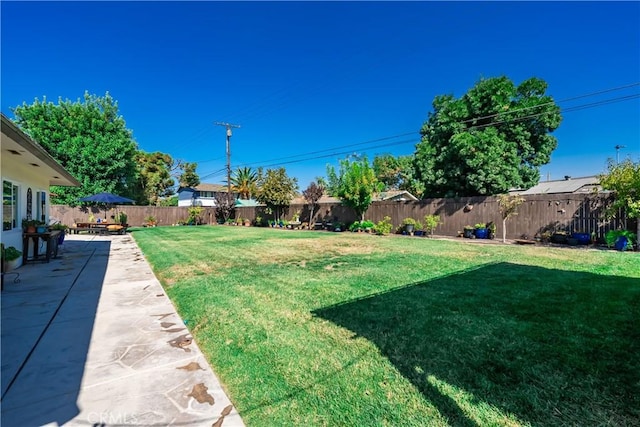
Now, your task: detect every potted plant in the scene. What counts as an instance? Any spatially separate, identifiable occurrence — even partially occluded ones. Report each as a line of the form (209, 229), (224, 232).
(402, 218), (417, 235)
(117, 211), (128, 225)
(474, 223), (488, 239)
(2, 245), (22, 271)
(487, 222), (497, 240)
(550, 231), (568, 244)
(423, 214), (441, 238)
(22, 219), (39, 233)
(244, 218), (251, 227)
(463, 225), (475, 239)
(413, 221), (424, 236)
(571, 231), (591, 245)
(144, 215), (157, 227)
(50, 223), (69, 245)
(349, 221), (362, 232)
(360, 220), (375, 233)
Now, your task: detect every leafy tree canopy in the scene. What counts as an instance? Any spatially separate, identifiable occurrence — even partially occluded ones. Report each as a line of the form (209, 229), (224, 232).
(415, 76), (562, 197)
(179, 162), (200, 188)
(256, 168), (298, 220)
(134, 151), (175, 205)
(12, 92), (138, 205)
(373, 153), (425, 198)
(327, 155), (383, 221)
(599, 159), (640, 239)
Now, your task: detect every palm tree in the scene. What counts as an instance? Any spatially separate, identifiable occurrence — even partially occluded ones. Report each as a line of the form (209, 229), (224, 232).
(231, 167), (258, 200)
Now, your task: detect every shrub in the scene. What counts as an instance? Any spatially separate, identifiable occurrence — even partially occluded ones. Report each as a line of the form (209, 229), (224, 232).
(2, 245), (22, 261)
(373, 216), (393, 235)
(187, 207), (204, 225)
(605, 230), (637, 248)
(424, 214), (441, 236)
(349, 221), (361, 232)
(144, 215), (157, 226)
(361, 220), (375, 230)
(117, 211), (128, 224)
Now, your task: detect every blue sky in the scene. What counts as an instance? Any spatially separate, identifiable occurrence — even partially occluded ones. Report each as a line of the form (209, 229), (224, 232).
(2, 1), (639, 191)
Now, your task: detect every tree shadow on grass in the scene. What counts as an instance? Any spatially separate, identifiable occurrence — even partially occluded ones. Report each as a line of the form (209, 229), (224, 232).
(313, 262), (640, 426)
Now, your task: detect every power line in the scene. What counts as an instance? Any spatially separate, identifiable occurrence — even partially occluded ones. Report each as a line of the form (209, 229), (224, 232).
(234, 131), (417, 168)
(188, 83), (638, 184)
(224, 92), (639, 174)
(464, 93), (639, 132)
(456, 82), (639, 126)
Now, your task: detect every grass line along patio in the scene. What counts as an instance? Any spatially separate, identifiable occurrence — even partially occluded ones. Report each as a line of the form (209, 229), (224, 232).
(132, 226), (640, 427)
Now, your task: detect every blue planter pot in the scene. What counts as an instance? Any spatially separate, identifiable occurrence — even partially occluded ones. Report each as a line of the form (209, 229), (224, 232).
(474, 228), (488, 239)
(615, 236), (628, 251)
(36, 226), (47, 233)
(572, 233), (591, 245)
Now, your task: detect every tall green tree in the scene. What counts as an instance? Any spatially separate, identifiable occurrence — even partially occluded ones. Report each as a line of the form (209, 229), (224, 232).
(256, 168), (298, 221)
(415, 76), (562, 197)
(327, 155), (383, 221)
(179, 162), (200, 188)
(12, 92), (138, 205)
(599, 159), (640, 242)
(231, 167), (258, 200)
(134, 151), (175, 205)
(373, 153), (425, 197)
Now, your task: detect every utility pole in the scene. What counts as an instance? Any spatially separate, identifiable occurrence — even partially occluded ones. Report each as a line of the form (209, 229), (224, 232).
(614, 144), (626, 165)
(214, 122), (241, 205)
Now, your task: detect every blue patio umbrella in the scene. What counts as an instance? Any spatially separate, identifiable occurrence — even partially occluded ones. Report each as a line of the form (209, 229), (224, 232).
(78, 192), (134, 219)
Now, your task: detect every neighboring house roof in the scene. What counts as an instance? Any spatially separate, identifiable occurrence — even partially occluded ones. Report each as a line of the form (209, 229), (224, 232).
(377, 190), (418, 201)
(177, 183), (230, 193)
(291, 190), (418, 205)
(514, 176), (601, 195)
(194, 183), (228, 192)
(1, 113), (81, 187)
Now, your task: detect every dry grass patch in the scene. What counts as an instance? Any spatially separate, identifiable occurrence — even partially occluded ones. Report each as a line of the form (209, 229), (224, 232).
(255, 235), (381, 264)
(160, 260), (231, 285)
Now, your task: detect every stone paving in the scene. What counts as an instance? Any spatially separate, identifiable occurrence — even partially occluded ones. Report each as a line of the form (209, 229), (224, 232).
(1, 233), (245, 427)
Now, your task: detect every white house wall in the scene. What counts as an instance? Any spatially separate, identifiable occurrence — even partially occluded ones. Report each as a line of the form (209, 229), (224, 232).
(1, 160), (51, 267)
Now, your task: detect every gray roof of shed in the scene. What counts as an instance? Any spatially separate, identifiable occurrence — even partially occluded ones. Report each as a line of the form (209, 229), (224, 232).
(516, 176), (600, 195)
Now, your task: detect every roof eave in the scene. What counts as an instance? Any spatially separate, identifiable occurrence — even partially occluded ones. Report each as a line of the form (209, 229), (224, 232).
(1, 113), (81, 187)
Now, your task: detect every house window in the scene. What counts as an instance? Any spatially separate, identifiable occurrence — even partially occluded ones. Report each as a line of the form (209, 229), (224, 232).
(3, 180), (19, 231)
(36, 191), (47, 223)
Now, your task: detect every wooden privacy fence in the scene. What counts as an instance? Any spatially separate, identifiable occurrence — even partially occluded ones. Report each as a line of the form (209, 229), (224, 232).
(238, 193), (630, 240)
(50, 205), (218, 228)
(52, 193), (631, 240)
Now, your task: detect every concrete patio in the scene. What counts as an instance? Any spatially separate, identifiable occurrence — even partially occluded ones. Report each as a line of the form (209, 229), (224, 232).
(1, 233), (245, 427)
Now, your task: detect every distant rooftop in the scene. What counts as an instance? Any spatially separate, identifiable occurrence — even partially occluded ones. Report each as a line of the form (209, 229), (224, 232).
(513, 176), (601, 195)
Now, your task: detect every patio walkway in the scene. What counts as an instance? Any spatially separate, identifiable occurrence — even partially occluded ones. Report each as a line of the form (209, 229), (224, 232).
(1, 233), (245, 427)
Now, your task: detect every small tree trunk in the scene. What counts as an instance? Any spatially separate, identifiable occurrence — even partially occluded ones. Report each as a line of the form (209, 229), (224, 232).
(502, 218), (507, 243)
(309, 206), (315, 229)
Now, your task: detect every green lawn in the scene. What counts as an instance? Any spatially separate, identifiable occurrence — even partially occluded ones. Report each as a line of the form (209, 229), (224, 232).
(132, 226), (640, 427)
